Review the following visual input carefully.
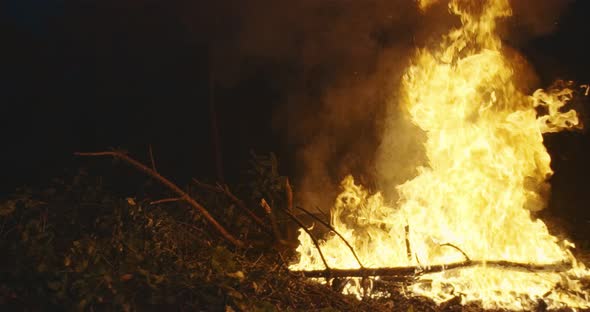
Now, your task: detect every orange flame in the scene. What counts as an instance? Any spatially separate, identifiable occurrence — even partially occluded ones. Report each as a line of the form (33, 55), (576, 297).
(290, 0), (589, 309)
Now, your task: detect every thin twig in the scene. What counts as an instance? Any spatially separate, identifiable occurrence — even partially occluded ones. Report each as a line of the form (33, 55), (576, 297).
(75, 151), (244, 248)
(175, 221), (206, 236)
(292, 260), (573, 278)
(404, 224), (412, 262)
(285, 178), (293, 213)
(261, 198), (288, 245)
(191, 179), (219, 193)
(223, 184), (267, 227)
(284, 179), (295, 241)
(315, 206), (330, 221)
(150, 197), (183, 205)
(148, 144), (157, 173)
(281, 209), (330, 272)
(440, 243), (471, 262)
(192, 179), (269, 231)
(294, 205), (364, 269)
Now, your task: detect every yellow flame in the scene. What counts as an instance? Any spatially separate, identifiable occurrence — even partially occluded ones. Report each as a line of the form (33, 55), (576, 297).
(417, 0), (440, 11)
(290, 0), (589, 309)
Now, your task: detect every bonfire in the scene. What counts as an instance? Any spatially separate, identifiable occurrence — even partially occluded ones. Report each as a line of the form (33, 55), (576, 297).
(290, 0), (590, 310)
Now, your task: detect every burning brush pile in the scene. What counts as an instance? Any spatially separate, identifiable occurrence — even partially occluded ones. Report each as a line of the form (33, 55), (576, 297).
(290, 0), (590, 310)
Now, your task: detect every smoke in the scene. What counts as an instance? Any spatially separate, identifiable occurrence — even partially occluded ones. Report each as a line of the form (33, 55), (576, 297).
(180, 0), (574, 211)
(507, 0), (574, 40)
(183, 0), (426, 210)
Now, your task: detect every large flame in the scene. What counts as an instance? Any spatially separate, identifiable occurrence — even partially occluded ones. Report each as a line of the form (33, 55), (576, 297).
(290, 0), (589, 309)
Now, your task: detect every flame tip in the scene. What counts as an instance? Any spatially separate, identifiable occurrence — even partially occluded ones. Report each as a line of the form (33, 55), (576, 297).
(292, 0), (589, 308)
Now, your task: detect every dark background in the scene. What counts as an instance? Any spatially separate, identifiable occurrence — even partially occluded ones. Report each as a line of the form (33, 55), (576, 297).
(0, 0), (284, 189)
(0, 1), (589, 236)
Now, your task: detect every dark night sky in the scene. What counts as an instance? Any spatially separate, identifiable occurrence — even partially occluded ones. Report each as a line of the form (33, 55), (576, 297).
(0, 0), (589, 231)
(2, 0), (234, 191)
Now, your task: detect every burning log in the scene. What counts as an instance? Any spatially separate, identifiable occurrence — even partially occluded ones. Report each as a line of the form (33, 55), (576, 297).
(288, 0), (590, 308)
(404, 224), (412, 262)
(291, 260), (574, 278)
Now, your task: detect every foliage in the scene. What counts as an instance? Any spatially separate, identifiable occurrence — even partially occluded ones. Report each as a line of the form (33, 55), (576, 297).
(0, 168), (393, 311)
(2, 152), (587, 311)
(0, 170), (241, 310)
(246, 150), (288, 208)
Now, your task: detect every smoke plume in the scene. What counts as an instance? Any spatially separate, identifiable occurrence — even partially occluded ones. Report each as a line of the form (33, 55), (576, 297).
(182, 0), (573, 211)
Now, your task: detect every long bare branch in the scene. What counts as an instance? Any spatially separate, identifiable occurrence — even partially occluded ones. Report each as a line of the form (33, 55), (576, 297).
(75, 151), (245, 248)
(150, 197), (183, 205)
(261, 199), (289, 245)
(148, 144), (157, 173)
(404, 224), (412, 262)
(285, 178), (293, 213)
(440, 242), (471, 262)
(192, 179), (269, 231)
(294, 205), (364, 269)
(292, 260), (573, 278)
(281, 209), (330, 272)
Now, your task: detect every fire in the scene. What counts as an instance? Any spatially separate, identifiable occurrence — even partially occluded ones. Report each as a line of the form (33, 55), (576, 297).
(290, 0), (590, 310)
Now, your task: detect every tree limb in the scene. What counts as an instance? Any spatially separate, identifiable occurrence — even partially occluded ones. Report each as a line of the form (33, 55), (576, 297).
(404, 224), (412, 262)
(150, 197), (183, 205)
(280, 209), (331, 272)
(294, 205), (364, 269)
(75, 151), (245, 248)
(148, 144), (157, 173)
(192, 179), (269, 231)
(261, 198), (288, 245)
(291, 260), (573, 278)
(439, 243), (471, 262)
(285, 178), (293, 213)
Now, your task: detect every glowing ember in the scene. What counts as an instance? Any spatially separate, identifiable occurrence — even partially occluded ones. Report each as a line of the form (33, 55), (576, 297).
(290, 0), (590, 310)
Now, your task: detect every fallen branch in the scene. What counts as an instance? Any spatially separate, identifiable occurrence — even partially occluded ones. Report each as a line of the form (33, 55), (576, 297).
(404, 225), (412, 262)
(291, 260), (573, 278)
(294, 205), (364, 269)
(439, 243), (470, 262)
(148, 144), (157, 173)
(75, 151), (245, 248)
(284, 178), (295, 241)
(315, 206), (330, 221)
(150, 197), (183, 205)
(261, 198), (289, 245)
(280, 209), (330, 271)
(192, 179), (269, 231)
(285, 178), (293, 213)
